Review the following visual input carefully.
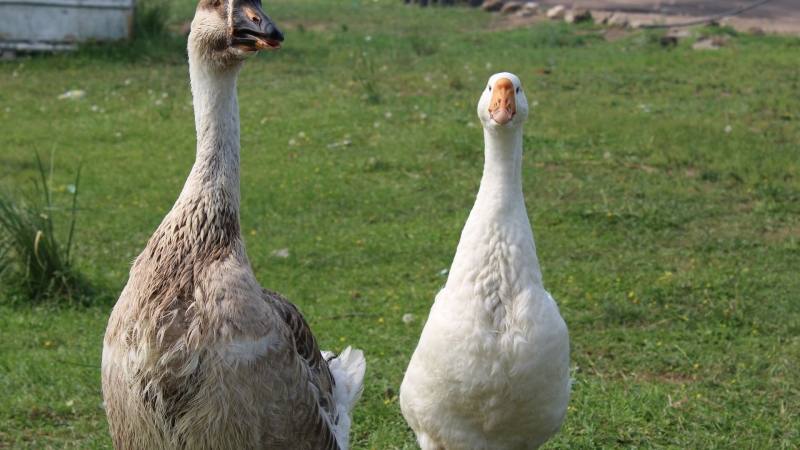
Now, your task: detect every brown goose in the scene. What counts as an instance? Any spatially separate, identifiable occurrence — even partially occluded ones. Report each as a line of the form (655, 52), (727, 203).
(101, 1), (365, 449)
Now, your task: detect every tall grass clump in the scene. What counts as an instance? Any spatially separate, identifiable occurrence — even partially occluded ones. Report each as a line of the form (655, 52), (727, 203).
(0, 153), (89, 303)
(133, 0), (171, 41)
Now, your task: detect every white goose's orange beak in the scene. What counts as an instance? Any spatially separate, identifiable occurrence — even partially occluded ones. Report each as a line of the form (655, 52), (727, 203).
(488, 77), (516, 125)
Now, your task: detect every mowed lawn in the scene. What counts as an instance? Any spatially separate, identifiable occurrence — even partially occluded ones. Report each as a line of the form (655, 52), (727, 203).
(1, 0), (799, 448)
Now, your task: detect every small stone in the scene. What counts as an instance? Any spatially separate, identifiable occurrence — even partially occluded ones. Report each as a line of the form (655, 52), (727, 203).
(480, 0), (503, 12)
(565, 6), (591, 23)
(661, 29), (690, 46)
(666, 28), (691, 40)
(57, 90), (86, 100)
(748, 26), (765, 36)
(546, 5), (565, 20)
(594, 12), (613, 24)
(521, 2), (539, 14)
(271, 248), (290, 258)
(606, 13), (629, 27)
(500, 1), (523, 14)
(692, 38), (719, 51)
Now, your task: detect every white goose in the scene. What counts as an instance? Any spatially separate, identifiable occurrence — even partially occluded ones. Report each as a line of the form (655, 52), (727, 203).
(400, 72), (570, 450)
(101, 1), (365, 449)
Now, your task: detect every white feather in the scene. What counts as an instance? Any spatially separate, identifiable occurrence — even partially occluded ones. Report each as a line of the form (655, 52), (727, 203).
(322, 347), (366, 449)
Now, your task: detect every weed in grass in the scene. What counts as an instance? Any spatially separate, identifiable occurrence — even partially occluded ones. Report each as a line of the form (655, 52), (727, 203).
(352, 45), (382, 105)
(0, 151), (90, 303)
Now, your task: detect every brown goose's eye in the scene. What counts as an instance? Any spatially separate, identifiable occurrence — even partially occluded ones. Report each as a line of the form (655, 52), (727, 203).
(212, 0), (221, 7)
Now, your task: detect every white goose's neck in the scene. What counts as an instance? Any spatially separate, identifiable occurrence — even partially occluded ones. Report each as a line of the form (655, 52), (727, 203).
(446, 125), (543, 290)
(474, 127), (524, 212)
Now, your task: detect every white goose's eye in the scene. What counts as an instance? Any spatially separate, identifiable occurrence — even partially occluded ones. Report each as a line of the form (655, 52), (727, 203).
(516, 87), (520, 94)
(488, 86), (492, 91)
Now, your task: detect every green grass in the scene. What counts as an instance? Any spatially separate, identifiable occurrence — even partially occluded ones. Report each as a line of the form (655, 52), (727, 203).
(0, 151), (92, 303)
(1, 0), (799, 448)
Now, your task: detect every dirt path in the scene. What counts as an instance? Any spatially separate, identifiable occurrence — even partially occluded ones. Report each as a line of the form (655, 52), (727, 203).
(501, 0), (800, 35)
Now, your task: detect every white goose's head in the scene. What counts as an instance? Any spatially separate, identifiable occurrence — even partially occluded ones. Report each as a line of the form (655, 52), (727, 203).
(189, 0), (284, 69)
(477, 72), (529, 132)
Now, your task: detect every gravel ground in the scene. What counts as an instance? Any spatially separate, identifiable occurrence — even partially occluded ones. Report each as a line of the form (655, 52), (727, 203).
(531, 0), (800, 34)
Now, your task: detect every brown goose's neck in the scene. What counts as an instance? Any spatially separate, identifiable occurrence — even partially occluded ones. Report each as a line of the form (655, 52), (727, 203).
(171, 51), (245, 245)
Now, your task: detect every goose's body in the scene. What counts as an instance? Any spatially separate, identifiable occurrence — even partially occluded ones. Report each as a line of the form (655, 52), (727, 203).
(400, 73), (570, 450)
(101, 2), (365, 449)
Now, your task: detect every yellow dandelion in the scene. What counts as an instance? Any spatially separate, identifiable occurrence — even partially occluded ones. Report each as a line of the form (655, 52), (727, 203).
(339, 337), (346, 342)
(628, 291), (634, 297)
(378, 317), (384, 324)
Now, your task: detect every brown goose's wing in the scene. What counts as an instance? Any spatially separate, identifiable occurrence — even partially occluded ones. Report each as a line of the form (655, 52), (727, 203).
(261, 289), (340, 434)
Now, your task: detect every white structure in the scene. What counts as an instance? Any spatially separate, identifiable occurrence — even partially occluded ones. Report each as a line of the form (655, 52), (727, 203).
(0, 0), (135, 54)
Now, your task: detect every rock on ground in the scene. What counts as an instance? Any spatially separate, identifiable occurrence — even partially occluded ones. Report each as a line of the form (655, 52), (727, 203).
(501, 1), (523, 14)
(606, 12), (629, 27)
(481, 0), (503, 12)
(662, 28), (691, 45)
(692, 37), (727, 50)
(547, 5), (566, 20)
(521, 2), (540, 15)
(565, 6), (591, 23)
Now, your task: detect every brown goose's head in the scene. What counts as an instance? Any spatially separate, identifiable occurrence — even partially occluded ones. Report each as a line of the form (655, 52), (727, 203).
(189, 0), (283, 68)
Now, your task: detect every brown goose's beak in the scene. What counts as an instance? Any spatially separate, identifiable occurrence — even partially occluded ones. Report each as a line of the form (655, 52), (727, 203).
(232, 0), (284, 51)
(489, 77), (516, 125)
